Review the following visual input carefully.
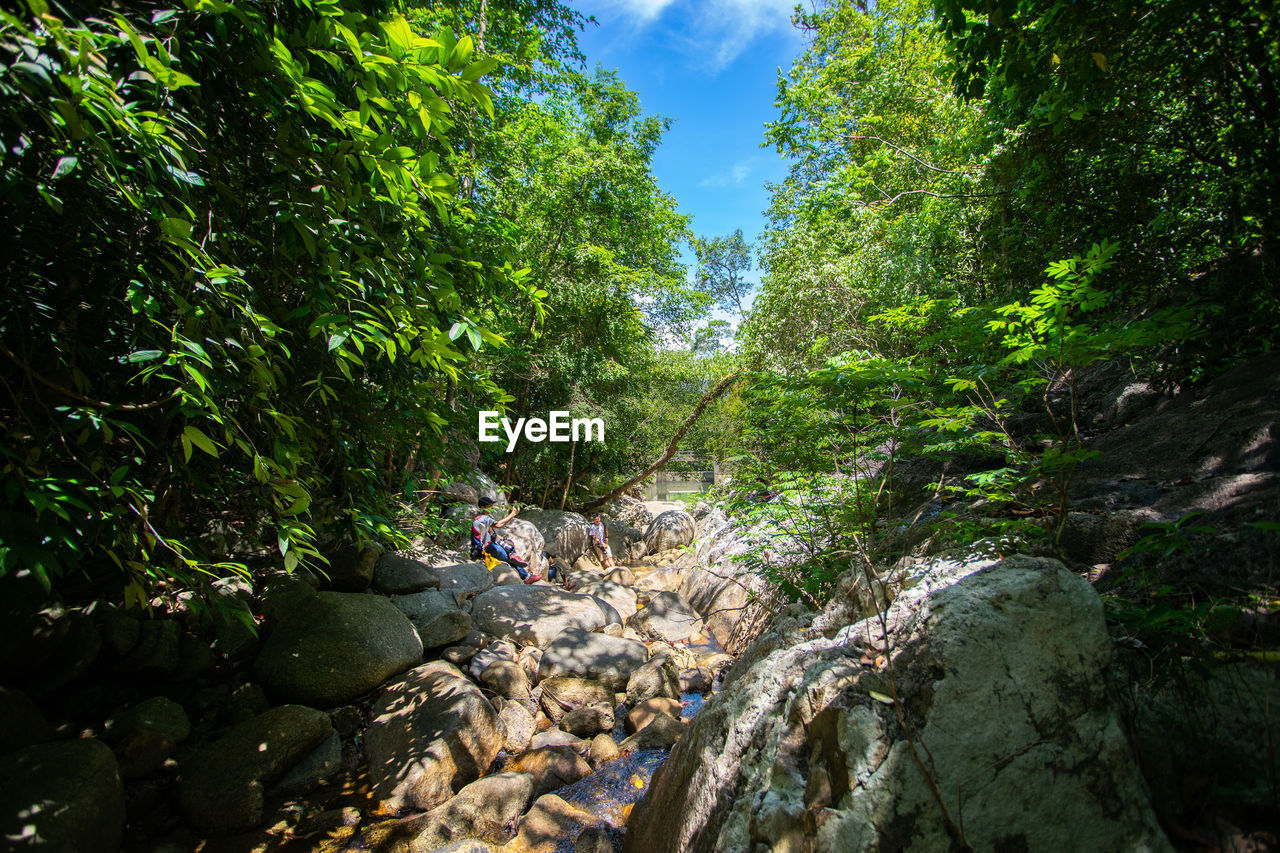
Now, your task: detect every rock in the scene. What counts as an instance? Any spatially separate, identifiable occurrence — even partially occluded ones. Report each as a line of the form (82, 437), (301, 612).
(605, 520), (647, 562)
(678, 667), (714, 694)
(560, 706), (614, 738)
(509, 794), (605, 853)
(28, 608), (101, 694)
(442, 645), (478, 667)
(626, 591), (703, 643)
(469, 644), (517, 681)
(395, 771), (535, 850)
(588, 733), (620, 768)
(228, 680), (271, 723)
(97, 607), (141, 658)
(298, 806), (361, 835)
(538, 676), (614, 724)
(575, 826), (614, 853)
(618, 712), (684, 752)
(258, 570), (318, 622)
(118, 617), (180, 678)
(530, 729), (589, 753)
(508, 745), (593, 796)
(373, 552), (441, 595)
(471, 587), (606, 648)
(443, 479), (480, 505)
(254, 592), (423, 707)
(366, 661), (504, 813)
(623, 555), (1172, 853)
(272, 731), (342, 796)
(496, 518), (548, 575)
(0, 739), (124, 853)
(431, 561), (498, 595)
(520, 509), (592, 565)
(517, 646), (543, 683)
(500, 701), (536, 753)
(642, 510), (696, 556)
(479, 659), (531, 700)
(103, 695), (191, 745)
(0, 601), (68, 683)
(625, 655), (681, 707)
(577, 579), (638, 621)
(537, 628), (648, 690)
(176, 704), (333, 834)
(0, 687), (51, 755)
(324, 543), (381, 592)
(604, 567), (635, 587)
(391, 589), (472, 650)
(625, 698), (682, 735)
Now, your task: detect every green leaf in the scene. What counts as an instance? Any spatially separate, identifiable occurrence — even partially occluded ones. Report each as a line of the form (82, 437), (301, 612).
(182, 425), (219, 458)
(51, 156), (78, 179)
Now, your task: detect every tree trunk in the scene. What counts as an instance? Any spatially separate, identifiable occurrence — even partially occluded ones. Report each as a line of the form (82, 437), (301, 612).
(558, 439), (576, 510)
(577, 371), (740, 514)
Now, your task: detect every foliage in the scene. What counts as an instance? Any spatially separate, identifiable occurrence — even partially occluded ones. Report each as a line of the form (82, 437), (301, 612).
(692, 228), (754, 317)
(0, 0), (520, 601)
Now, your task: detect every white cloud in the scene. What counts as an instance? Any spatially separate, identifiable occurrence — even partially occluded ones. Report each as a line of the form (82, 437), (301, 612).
(579, 0), (798, 72)
(700, 158), (754, 188)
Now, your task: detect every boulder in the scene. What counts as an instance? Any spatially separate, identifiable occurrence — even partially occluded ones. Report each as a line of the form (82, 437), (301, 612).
(391, 589), (472, 650)
(588, 733), (621, 768)
(254, 592), (423, 707)
(272, 731), (342, 796)
(27, 608), (100, 694)
(561, 706), (614, 738)
(430, 562), (497, 595)
(625, 698), (682, 735)
(624, 555), (1172, 853)
(538, 676), (614, 724)
(373, 553), (441, 595)
(0, 687), (51, 755)
(642, 510), (695, 555)
(103, 695), (191, 745)
(626, 591), (704, 643)
(530, 729), (590, 753)
(508, 794), (605, 852)
(617, 712), (684, 752)
(0, 739), (124, 853)
(499, 701), (536, 753)
(469, 644), (517, 681)
(497, 518), (548, 575)
(577, 579), (638, 621)
(324, 543), (381, 591)
(605, 520), (646, 562)
(537, 628), (648, 691)
(478, 659), (531, 700)
(118, 617), (179, 678)
(576, 826), (614, 853)
(520, 509), (592, 564)
(394, 771), (535, 851)
(624, 656), (681, 707)
(508, 745), (593, 796)
(604, 567), (635, 587)
(176, 704), (333, 834)
(366, 661), (504, 813)
(678, 667), (714, 694)
(471, 586), (605, 648)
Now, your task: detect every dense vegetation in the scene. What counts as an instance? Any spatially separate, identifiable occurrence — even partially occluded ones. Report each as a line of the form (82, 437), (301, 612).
(1, 0), (1275, 667)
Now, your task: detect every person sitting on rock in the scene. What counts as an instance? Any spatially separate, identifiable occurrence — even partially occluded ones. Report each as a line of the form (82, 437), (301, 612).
(587, 514), (616, 569)
(472, 498), (541, 583)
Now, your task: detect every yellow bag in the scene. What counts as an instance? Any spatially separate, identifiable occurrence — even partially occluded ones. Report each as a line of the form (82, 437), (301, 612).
(483, 553), (501, 571)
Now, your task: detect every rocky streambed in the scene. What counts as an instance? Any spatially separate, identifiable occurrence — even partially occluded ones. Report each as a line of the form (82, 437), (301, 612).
(0, 503), (732, 853)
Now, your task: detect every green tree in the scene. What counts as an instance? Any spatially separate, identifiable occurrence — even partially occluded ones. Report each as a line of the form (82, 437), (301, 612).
(693, 229), (754, 316)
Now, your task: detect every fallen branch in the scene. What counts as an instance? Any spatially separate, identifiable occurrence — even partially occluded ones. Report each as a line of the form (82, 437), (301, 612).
(578, 371), (741, 514)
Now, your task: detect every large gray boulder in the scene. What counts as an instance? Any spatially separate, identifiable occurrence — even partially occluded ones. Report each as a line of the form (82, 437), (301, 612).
(471, 586), (606, 648)
(605, 520), (646, 562)
(430, 561), (497, 595)
(176, 705), (333, 834)
(625, 555), (1172, 853)
(366, 661), (505, 814)
(373, 552), (442, 595)
(520, 508), (592, 564)
(496, 518), (548, 575)
(391, 589), (472, 650)
(378, 772), (535, 851)
(577, 578), (639, 621)
(254, 592), (423, 707)
(643, 510), (696, 555)
(627, 591), (704, 643)
(537, 627), (649, 691)
(678, 510), (776, 655)
(0, 739), (124, 852)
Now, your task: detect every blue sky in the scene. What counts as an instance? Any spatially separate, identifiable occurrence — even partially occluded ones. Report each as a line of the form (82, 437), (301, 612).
(568, 0), (806, 295)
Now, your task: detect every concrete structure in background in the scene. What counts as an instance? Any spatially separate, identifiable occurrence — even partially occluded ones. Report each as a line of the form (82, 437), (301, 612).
(642, 452), (719, 501)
